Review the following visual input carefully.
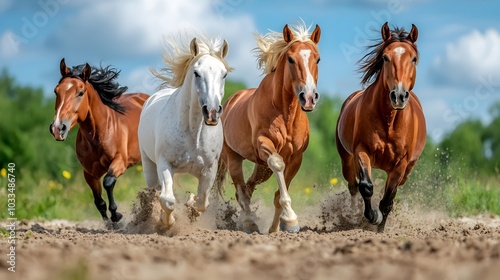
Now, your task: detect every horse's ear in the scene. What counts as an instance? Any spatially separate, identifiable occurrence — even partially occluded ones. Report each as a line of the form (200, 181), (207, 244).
(60, 58), (70, 77)
(407, 24), (418, 43)
(81, 63), (91, 82)
(190, 38), (199, 56)
(283, 24), (294, 43)
(219, 39), (229, 59)
(310, 24), (321, 44)
(381, 22), (391, 41)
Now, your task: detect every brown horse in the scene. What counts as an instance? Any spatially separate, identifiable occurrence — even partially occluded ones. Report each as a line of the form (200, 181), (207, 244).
(50, 59), (149, 222)
(336, 22), (426, 232)
(216, 23), (321, 233)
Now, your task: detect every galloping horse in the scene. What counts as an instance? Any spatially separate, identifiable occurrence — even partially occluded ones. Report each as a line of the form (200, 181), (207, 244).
(336, 23), (426, 232)
(50, 59), (149, 222)
(215, 23), (321, 233)
(138, 36), (231, 228)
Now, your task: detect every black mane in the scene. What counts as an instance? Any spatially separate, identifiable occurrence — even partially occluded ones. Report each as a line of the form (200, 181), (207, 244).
(358, 26), (419, 86)
(61, 64), (128, 113)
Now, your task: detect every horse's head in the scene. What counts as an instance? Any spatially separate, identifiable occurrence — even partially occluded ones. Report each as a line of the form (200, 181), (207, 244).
(50, 58), (92, 141)
(380, 22), (419, 110)
(283, 24), (321, 112)
(190, 38), (229, 126)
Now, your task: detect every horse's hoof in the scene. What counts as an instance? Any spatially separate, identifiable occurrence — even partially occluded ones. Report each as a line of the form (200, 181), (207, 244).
(160, 210), (175, 228)
(369, 208), (383, 225)
(242, 220), (260, 234)
(279, 219), (300, 233)
(111, 212), (123, 223)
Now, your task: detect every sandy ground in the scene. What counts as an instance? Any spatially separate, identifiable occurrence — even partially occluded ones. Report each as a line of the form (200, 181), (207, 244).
(1, 189), (500, 280)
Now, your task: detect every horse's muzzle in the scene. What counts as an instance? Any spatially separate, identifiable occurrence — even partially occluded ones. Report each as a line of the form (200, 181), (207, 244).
(299, 91), (320, 112)
(50, 121), (69, 141)
(390, 90), (410, 110)
(202, 105), (222, 126)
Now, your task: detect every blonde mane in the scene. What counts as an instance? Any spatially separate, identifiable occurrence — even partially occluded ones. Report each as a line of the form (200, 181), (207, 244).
(152, 35), (233, 88)
(255, 22), (319, 74)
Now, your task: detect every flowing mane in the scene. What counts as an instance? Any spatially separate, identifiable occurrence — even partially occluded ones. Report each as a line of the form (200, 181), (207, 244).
(61, 64), (128, 113)
(152, 35), (233, 88)
(358, 26), (419, 86)
(254, 21), (319, 74)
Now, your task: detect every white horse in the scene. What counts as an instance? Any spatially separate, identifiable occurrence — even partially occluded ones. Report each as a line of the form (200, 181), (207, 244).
(138, 36), (231, 227)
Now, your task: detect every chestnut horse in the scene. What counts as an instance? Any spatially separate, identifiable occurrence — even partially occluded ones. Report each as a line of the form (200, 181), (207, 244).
(336, 23), (426, 232)
(215, 23), (321, 233)
(50, 59), (149, 222)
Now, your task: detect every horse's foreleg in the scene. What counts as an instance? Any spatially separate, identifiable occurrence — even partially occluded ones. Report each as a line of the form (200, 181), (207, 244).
(356, 152), (382, 225)
(104, 156), (127, 223)
(377, 163), (408, 232)
(188, 162), (219, 213)
(84, 171), (108, 220)
(268, 153), (299, 233)
(157, 161), (176, 228)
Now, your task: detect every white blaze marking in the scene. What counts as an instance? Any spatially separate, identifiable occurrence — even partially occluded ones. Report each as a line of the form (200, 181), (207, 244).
(65, 83), (73, 91)
(394, 47), (406, 57)
(397, 81), (403, 92)
(299, 49), (315, 92)
(54, 99), (64, 125)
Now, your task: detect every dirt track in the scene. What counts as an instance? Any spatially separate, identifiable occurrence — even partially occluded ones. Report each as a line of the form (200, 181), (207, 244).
(2, 189), (500, 280)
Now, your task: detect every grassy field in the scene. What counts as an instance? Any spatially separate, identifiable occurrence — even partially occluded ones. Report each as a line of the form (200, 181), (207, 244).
(1, 157), (499, 222)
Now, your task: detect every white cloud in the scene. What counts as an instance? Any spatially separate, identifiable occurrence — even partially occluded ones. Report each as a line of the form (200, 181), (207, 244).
(0, 31), (20, 58)
(431, 29), (500, 86)
(47, 0), (261, 87)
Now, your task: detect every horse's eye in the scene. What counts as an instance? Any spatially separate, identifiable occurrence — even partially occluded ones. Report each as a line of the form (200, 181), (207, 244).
(54, 89), (57, 95)
(194, 71), (201, 78)
(316, 58), (321, 64)
(383, 55), (389, 62)
(412, 56), (418, 63)
(287, 56), (295, 64)
(77, 91), (84, 97)
(223, 73), (227, 79)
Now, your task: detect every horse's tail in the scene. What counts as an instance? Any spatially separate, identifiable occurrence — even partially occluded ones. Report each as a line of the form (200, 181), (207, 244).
(213, 158), (228, 201)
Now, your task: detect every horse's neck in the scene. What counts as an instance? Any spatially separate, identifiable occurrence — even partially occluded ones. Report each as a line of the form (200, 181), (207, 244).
(79, 86), (114, 143)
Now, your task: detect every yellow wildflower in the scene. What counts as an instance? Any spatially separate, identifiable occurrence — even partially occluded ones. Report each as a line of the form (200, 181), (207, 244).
(0, 168), (6, 177)
(305, 187), (312, 195)
(330, 177), (338, 185)
(136, 165), (143, 172)
(62, 170), (72, 180)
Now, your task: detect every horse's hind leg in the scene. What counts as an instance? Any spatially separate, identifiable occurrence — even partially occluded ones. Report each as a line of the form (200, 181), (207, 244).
(84, 171), (108, 220)
(104, 156), (127, 223)
(338, 141), (362, 220)
(356, 152), (382, 225)
(141, 153), (159, 189)
(225, 149), (258, 233)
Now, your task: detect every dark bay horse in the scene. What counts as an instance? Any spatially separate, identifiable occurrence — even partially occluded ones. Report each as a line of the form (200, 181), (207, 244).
(336, 23), (426, 232)
(216, 23), (321, 233)
(50, 58), (149, 222)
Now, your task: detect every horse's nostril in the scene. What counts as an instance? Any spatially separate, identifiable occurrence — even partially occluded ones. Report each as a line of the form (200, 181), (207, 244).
(218, 105), (223, 114)
(49, 124), (53, 134)
(298, 92), (305, 103)
(61, 124), (67, 131)
(405, 91), (410, 99)
(314, 92), (320, 101)
(390, 91), (397, 102)
(202, 105), (209, 116)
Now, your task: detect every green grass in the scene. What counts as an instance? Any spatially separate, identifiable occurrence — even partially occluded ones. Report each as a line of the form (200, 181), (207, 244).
(1, 161), (499, 221)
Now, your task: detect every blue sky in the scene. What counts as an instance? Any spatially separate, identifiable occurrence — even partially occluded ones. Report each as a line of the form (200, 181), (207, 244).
(1, 0), (500, 141)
